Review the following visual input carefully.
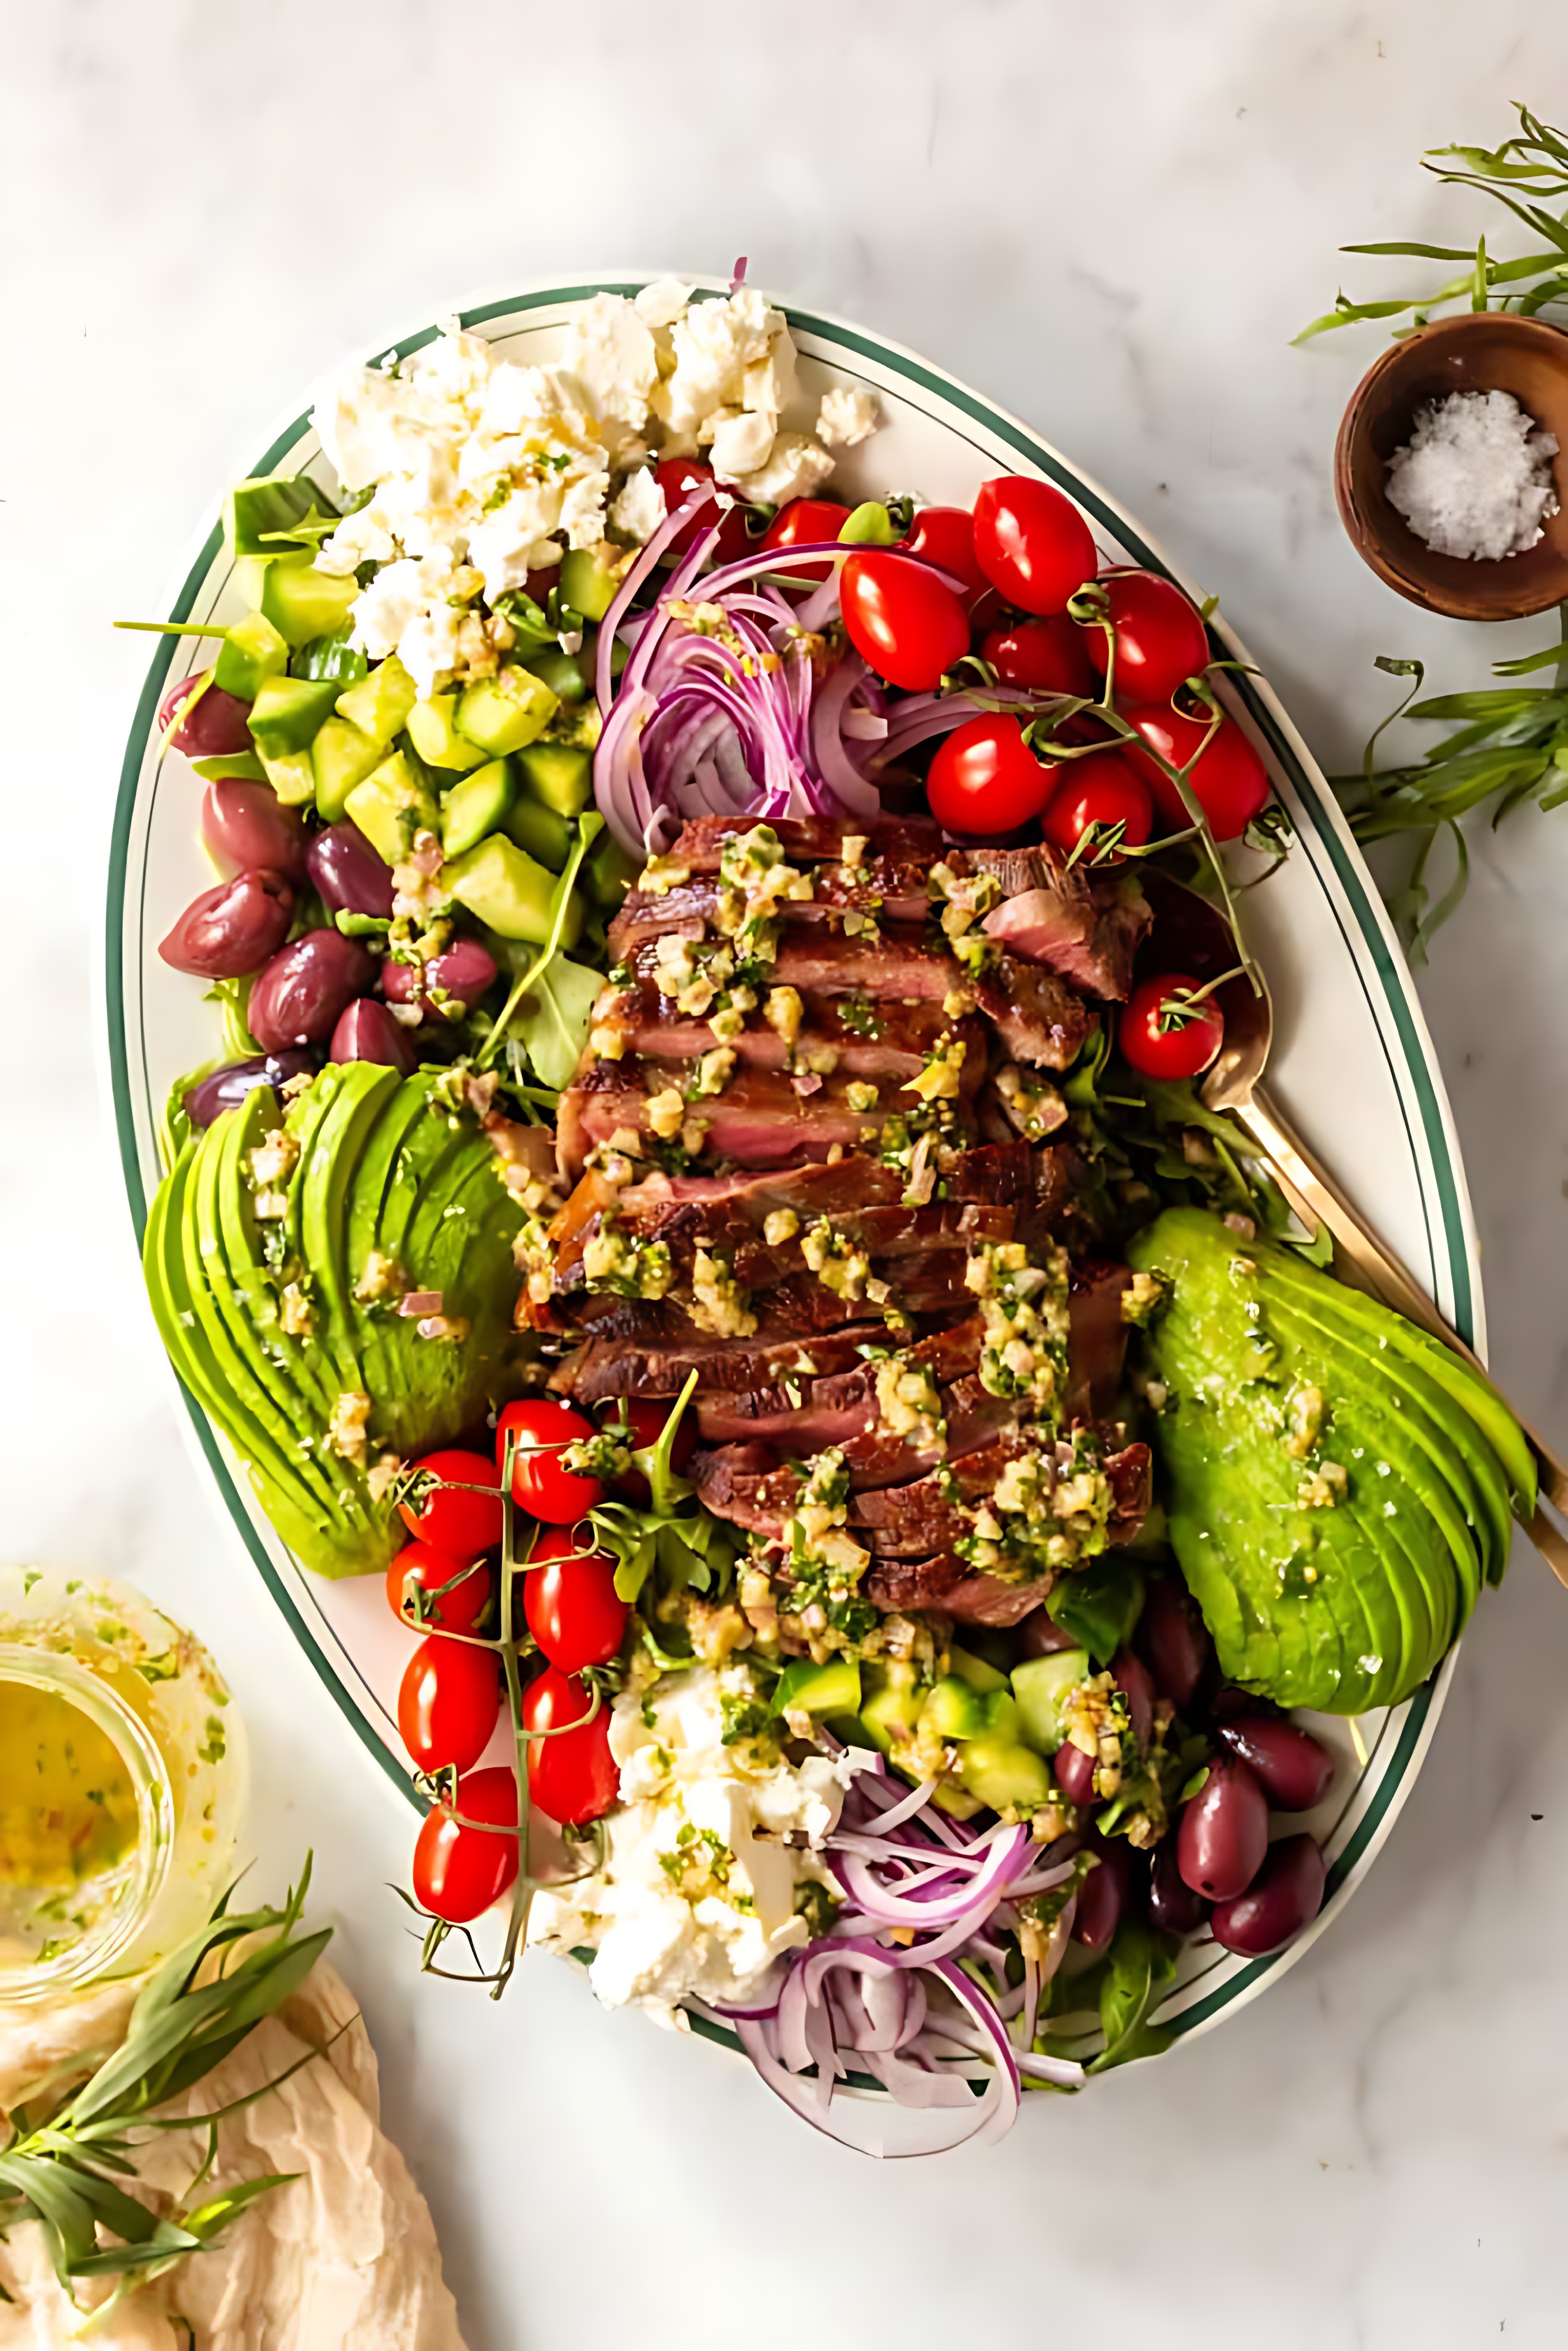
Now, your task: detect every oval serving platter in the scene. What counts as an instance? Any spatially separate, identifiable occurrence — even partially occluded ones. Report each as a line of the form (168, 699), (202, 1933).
(106, 275), (1481, 2078)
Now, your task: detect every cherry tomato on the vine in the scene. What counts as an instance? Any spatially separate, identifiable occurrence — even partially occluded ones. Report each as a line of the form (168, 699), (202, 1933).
(972, 477), (1096, 616)
(398, 1449), (504, 1558)
(1040, 753), (1153, 862)
(1123, 704), (1271, 842)
(397, 1635), (502, 1775)
(980, 615), (1097, 698)
(385, 1539), (491, 1635)
(523, 1666), (619, 1826)
(495, 1399), (604, 1525)
(840, 551), (971, 691)
(1119, 970), (1227, 1082)
(759, 498), (853, 583)
(902, 505), (989, 598)
(607, 1398), (697, 1507)
(1084, 571), (1210, 706)
(411, 1766), (519, 1924)
(926, 713), (1055, 837)
(524, 1528), (628, 1674)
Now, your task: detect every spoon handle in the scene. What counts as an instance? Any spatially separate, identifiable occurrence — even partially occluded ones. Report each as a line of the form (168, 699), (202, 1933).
(1239, 1081), (1568, 1589)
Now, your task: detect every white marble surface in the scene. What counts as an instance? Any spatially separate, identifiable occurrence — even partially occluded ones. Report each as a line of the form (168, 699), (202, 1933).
(8, 3), (1568, 2343)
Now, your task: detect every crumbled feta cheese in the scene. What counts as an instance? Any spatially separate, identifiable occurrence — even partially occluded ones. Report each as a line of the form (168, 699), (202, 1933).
(609, 464), (668, 544)
(559, 293), (660, 437)
(634, 277), (695, 330)
(817, 385), (880, 448)
(708, 407), (777, 481)
(726, 431), (836, 508)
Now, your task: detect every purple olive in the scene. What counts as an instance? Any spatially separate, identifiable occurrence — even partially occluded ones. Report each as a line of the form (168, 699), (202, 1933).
(1211, 1834), (1326, 1957)
(382, 937), (499, 1013)
(1142, 1576), (1212, 1709)
(1071, 1842), (1128, 1950)
(1113, 1647), (1154, 1750)
(330, 997), (418, 1074)
(201, 781), (307, 883)
(1053, 1740), (1096, 1807)
(249, 930), (377, 1051)
(1148, 1841), (1209, 1937)
(306, 822), (395, 919)
(158, 669), (254, 758)
(1017, 1609), (1088, 1660)
(1217, 1715), (1335, 1814)
(183, 1047), (321, 1129)
(159, 870), (294, 980)
(1177, 1754), (1268, 1903)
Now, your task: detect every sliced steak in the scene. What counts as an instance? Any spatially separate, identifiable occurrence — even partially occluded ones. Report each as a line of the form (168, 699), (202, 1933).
(765, 924), (965, 1003)
(666, 813), (945, 875)
(694, 1318), (986, 1446)
(551, 1321), (890, 1404)
(981, 867), (1151, 1003)
(864, 1553), (1056, 1628)
(1066, 1261), (1137, 1419)
(558, 1059), (903, 1179)
(622, 994), (961, 1082)
(971, 955), (1097, 1070)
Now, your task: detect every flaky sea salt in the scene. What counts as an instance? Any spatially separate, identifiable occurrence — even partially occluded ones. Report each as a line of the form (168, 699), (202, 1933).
(1385, 388), (1560, 561)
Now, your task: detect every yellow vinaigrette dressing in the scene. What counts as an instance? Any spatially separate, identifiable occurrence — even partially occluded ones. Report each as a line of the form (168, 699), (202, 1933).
(0, 1683), (143, 1962)
(0, 1569), (246, 2004)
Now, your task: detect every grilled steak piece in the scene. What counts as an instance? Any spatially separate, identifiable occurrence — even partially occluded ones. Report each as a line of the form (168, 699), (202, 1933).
(695, 1315), (987, 1445)
(551, 1322), (892, 1404)
(975, 845), (1151, 1002)
(863, 1554), (1057, 1628)
(558, 1059), (916, 1180)
(666, 813), (946, 874)
(619, 993), (962, 1081)
(1067, 1261), (1137, 1419)
(970, 956), (1098, 1068)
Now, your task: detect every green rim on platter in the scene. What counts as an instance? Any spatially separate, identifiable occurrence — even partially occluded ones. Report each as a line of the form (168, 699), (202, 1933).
(104, 276), (1477, 2058)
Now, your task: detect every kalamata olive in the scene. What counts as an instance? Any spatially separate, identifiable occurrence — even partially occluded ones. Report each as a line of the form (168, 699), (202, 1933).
(1210, 1833), (1326, 1957)
(158, 669), (254, 758)
(1017, 1609), (1087, 1660)
(1142, 1575), (1212, 1709)
(330, 996), (418, 1074)
(201, 780), (307, 883)
(1177, 1754), (1268, 1903)
(249, 930), (377, 1051)
(306, 822), (396, 919)
(382, 937), (499, 1013)
(1113, 1647), (1154, 1749)
(1217, 1714), (1335, 1813)
(1148, 1841), (1209, 1937)
(1054, 1740), (1097, 1807)
(158, 870), (294, 980)
(183, 1047), (320, 1129)
(1071, 1841), (1128, 1950)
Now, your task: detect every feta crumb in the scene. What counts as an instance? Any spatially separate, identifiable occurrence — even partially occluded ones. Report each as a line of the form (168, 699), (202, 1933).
(609, 464), (668, 544)
(817, 386), (880, 448)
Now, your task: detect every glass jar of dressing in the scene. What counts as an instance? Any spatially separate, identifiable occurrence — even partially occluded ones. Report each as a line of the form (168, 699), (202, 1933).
(0, 1566), (246, 2006)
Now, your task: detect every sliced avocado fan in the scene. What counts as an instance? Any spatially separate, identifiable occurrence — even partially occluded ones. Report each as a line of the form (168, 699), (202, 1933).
(1125, 1207), (1535, 1714)
(143, 1067), (526, 1578)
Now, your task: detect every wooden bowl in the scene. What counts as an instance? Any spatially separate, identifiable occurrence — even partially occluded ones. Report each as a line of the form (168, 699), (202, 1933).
(1334, 312), (1568, 619)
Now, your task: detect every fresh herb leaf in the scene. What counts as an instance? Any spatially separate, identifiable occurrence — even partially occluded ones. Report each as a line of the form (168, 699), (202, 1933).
(1085, 1920), (1178, 2073)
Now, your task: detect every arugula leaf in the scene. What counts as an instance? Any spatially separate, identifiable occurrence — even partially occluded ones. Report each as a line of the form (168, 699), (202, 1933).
(513, 955), (604, 1090)
(1086, 1921), (1179, 2074)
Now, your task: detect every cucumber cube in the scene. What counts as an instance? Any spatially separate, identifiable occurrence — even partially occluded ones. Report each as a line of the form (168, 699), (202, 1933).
(584, 828), (641, 909)
(257, 746), (317, 808)
(522, 647), (589, 704)
(558, 544), (625, 622)
(454, 665), (559, 757)
(502, 794), (571, 872)
(213, 611), (288, 701)
(440, 835), (561, 943)
(336, 655), (418, 750)
(312, 715), (385, 825)
(1010, 1650), (1090, 1756)
(515, 740), (592, 819)
(440, 759), (515, 860)
(344, 751), (438, 868)
(956, 1737), (1054, 1814)
(948, 1643), (1010, 1694)
(223, 472), (327, 560)
(772, 1656), (862, 1719)
(247, 675), (341, 757)
(408, 694), (490, 772)
(260, 555), (359, 648)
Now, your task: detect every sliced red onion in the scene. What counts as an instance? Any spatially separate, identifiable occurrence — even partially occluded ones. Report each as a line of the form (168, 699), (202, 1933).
(594, 484), (717, 711)
(810, 654), (882, 819)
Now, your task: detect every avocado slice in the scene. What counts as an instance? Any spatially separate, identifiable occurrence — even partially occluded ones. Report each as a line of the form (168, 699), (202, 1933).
(379, 1142), (520, 1448)
(210, 1085), (337, 1424)
(296, 1061), (403, 1405)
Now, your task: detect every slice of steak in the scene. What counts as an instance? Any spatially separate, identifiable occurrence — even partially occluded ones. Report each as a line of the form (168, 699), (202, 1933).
(765, 924), (966, 1003)
(1066, 1261), (1136, 1419)
(971, 955), (1097, 1070)
(692, 1369), (1023, 1505)
(981, 866), (1151, 1003)
(557, 1060), (902, 1179)
(851, 1434), (1034, 1557)
(864, 1553), (1056, 1628)
(624, 994), (961, 1081)
(694, 1318), (986, 1446)
(551, 1321), (890, 1404)
(689, 1442), (800, 1534)
(666, 813), (945, 874)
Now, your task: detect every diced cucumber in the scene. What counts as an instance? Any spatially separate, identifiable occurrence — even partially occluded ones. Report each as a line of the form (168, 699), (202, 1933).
(522, 647), (590, 704)
(858, 1670), (923, 1757)
(515, 740), (592, 819)
(224, 473), (330, 560)
(1046, 1556), (1145, 1666)
(213, 611), (288, 700)
(1010, 1650), (1090, 1756)
(291, 626), (368, 685)
(441, 759), (515, 859)
(408, 694), (490, 772)
(258, 746), (316, 808)
(260, 555), (359, 648)
(312, 715), (385, 824)
(455, 665), (559, 757)
(584, 827), (641, 909)
(336, 655), (418, 750)
(344, 751), (438, 868)
(190, 752), (267, 783)
(559, 545), (625, 622)
(247, 675), (341, 757)
(955, 1737), (1055, 1814)
(441, 834), (566, 943)
(503, 794), (571, 872)
(772, 1656), (862, 1719)
(948, 1644), (1009, 1695)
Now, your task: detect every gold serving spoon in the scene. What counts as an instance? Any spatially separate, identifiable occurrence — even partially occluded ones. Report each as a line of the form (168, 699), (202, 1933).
(1138, 869), (1568, 1588)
